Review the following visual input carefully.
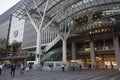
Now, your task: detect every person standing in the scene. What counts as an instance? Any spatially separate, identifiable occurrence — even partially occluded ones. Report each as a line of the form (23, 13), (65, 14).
(10, 63), (16, 77)
(105, 65), (107, 70)
(49, 64), (53, 71)
(79, 64), (82, 70)
(61, 64), (65, 71)
(0, 63), (3, 75)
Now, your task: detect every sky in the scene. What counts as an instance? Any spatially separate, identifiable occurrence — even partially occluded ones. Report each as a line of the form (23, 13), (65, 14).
(0, 0), (20, 15)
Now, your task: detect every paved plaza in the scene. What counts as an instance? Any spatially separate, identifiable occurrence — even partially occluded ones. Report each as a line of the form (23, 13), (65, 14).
(0, 68), (120, 80)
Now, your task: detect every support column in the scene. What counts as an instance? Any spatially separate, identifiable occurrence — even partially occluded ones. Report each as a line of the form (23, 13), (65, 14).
(90, 41), (96, 69)
(62, 39), (67, 62)
(35, 31), (42, 65)
(71, 42), (76, 60)
(113, 36), (120, 70)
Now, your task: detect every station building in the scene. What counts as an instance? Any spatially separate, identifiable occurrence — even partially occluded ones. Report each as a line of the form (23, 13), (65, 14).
(0, 0), (120, 70)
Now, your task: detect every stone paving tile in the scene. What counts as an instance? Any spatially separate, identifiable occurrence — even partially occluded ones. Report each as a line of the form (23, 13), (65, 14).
(0, 69), (120, 80)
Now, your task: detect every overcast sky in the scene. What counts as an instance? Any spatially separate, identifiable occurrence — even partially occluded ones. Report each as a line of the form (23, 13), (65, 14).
(0, 0), (20, 15)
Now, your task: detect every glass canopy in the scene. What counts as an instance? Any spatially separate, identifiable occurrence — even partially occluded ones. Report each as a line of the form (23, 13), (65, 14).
(13, 0), (120, 34)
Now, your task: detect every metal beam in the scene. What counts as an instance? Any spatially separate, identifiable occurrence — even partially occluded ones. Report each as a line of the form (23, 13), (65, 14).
(39, 0), (49, 31)
(33, 0), (42, 18)
(56, 2), (120, 24)
(41, 14), (57, 31)
(26, 11), (39, 32)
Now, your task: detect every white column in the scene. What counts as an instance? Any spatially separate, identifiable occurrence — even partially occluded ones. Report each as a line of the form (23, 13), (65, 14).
(35, 31), (42, 65)
(90, 41), (96, 69)
(113, 36), (120, 70)
(62, 39), (67, 62)
(71, 42), (76, 60)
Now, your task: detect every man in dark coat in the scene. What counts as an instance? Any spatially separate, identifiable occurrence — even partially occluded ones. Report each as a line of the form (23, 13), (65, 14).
(10, 63), (16, 77)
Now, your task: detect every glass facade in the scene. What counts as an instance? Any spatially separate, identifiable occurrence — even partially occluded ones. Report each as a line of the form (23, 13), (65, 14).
(9, 16), (25, 44)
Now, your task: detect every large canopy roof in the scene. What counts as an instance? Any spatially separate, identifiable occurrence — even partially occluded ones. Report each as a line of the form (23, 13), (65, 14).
(13, 0), (120, 35)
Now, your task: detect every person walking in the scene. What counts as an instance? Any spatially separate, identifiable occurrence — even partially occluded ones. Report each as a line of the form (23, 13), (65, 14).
(10, 63), (16, 77)
(28, 63), (32, 70)
(20, 63), (24, 76)
(79, 64), (82, 70)
(0, 63), (3, 75)
(25, 65), (29, 72)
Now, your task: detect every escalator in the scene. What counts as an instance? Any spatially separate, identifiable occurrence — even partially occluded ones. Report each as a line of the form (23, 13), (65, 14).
(41, 48), (62, 66)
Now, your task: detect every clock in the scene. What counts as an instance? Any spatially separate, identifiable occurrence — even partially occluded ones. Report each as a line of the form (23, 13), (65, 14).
(14, 30), (18, 37)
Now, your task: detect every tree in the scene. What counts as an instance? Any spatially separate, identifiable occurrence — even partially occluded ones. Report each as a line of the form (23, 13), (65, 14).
(0, 48), (6, 58)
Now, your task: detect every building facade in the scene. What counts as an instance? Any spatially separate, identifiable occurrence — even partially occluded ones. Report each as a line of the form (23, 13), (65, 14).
(0, 0), (120, 70)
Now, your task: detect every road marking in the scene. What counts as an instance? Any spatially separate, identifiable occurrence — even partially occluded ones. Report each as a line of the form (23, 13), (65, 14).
(110, 75), (120, 80)
(91, 72), (117, 80)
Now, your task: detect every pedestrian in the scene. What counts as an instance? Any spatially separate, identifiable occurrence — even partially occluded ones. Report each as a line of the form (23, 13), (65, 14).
(111, 64), (113, 69)
(93, 64), (96, 69)
(20, 63), (24, 76)
(10, 63), (16, 77)
(29, 63), (32, 70)
(49, 64), (53, 71)
(72, 66), (75, 71)
(61, 64), (65, 71)
(105, 65), (107, 70)
(79, 64), (81, 70)
(0, 63), (3, 75)
(25, 64), (29, 72)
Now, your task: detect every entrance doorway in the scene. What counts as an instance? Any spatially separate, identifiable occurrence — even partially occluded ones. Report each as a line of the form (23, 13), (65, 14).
(96, 54), (117, 69)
